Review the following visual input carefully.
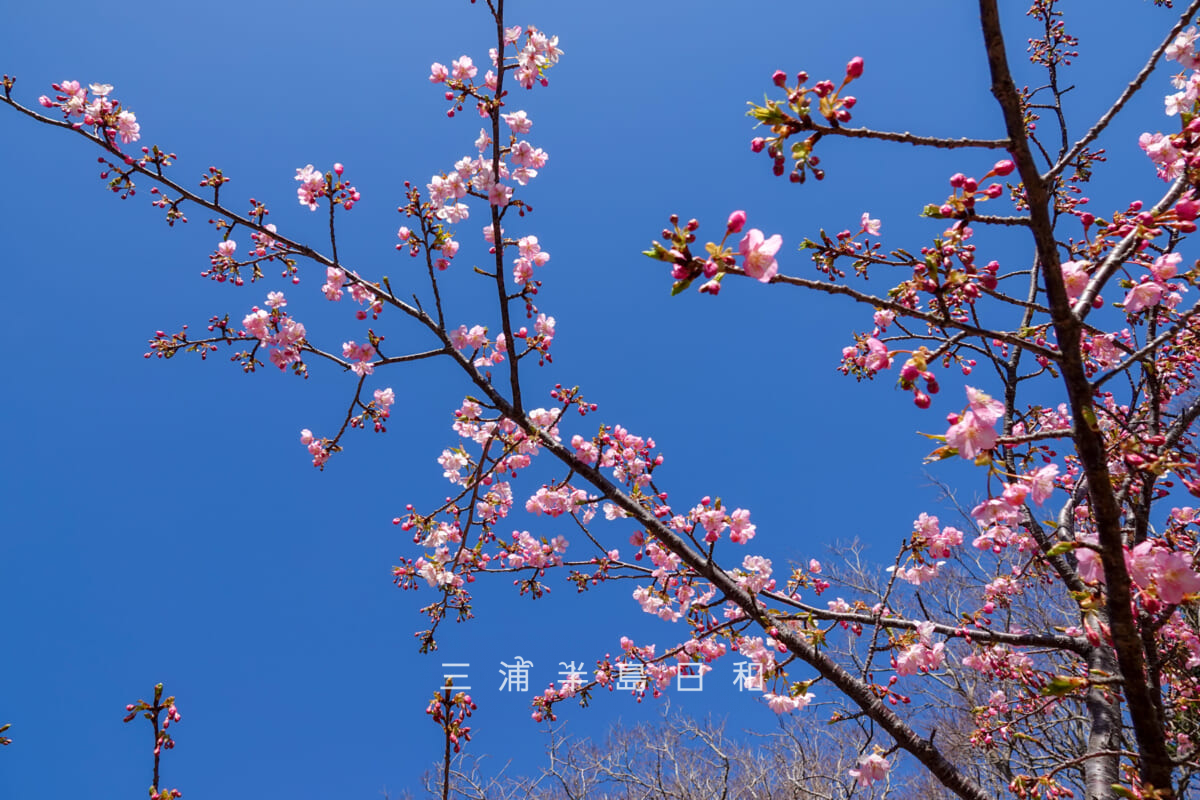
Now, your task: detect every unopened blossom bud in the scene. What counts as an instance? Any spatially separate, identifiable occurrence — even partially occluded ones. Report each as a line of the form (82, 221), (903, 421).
(841, 96), (856, 109)
(846, 57), (864, 79)
(913, 391), (931, 409)
(726, 210), (747, 234)
(772, 70), (788, 87)
(984, 184), (1003, 198)
(1176, 199), (1200, 221)
(750, 137), (766, 153)
(949, 173), (966, 188)
(38, 95), (53, 107)
(333, 163), (344, 176)
(992, 159), (1015, 176)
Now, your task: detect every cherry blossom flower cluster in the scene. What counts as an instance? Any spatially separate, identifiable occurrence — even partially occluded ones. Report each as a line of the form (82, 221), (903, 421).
(241, 294), (308, 372)
(848, 752), (891, 788)
(892, 621), (946, 676)
(1139, 29), (1200, 181)
(928, 159), (1015, 219)
(38, 80), (140, 146)
(1075, 534), (1200, 609)
(425, 688), (476, 755)
(944, 386), (1006, 460)
(122, 684), (183, 800)
(319, 266), (384, 321)
(24, 2), (1200, 795)
(742, 57), (866, 183)
(643, 211), (784, 295)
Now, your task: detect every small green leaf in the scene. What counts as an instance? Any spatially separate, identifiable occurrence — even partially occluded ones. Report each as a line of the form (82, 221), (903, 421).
(1045, 541), (1078, 557)
(1041, 676), (1085, 696)
(924, 446), (958, 463)
(643, 242), (671, 262)
(671, 278), (694, 296)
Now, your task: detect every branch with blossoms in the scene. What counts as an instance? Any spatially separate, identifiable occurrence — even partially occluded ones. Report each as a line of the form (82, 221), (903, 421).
(122, 683), (182, 800)
(13, 1), (1200, 800)
(637, 0), (1200, 797)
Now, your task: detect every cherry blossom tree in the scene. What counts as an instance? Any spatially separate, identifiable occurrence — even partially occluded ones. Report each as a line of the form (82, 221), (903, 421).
(7, 0), (1200, 798)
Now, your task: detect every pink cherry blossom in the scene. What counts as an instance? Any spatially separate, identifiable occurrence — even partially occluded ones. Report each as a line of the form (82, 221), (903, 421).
(945, 411), (997, 459)
(295, 165), (327, 211)
(849, 753), (890, 787)
(729, 509), (756, 544)
(764, 691), (815, 713)
(738, 229), (783, 283)
(501, 110), (532, 133)
(115, 110), (140, 144)
(860, 212), (881, 236)
(965, 386), (1004, 426)
(1023, 464), (1059, 505)
(864, 337), (891, 372)
(451, 56), (478, 81)
(1060, 260), (1090, 302)
(1124, 281), (1166, 314)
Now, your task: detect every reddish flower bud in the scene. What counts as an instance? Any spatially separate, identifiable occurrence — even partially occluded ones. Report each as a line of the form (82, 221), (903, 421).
(846, 57), (864, 79)
(726, 209), (747, 234)
(992, 159), (1015, 176)
(750, 137), (766, 153)
(1176, 199), (1200, 221)
(772, 70), (788, 87)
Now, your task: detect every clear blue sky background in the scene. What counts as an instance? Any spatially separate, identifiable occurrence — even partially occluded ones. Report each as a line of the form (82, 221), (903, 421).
(0, 1), (1185, 797)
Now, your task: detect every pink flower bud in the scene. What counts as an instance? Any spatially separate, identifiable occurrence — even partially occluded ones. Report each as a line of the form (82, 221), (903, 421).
(1176, 199), (1200, 221)
(750, 137), (766, 153)
(992, 159), (1015, 176)
(771, 70), (788, 87)
(846, 57), (864, 79)
(726, 210), (747, 234)
(949, 173), (966, 188)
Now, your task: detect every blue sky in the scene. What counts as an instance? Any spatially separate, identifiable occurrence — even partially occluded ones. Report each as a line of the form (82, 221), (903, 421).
(0, 1), (1187, 796)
